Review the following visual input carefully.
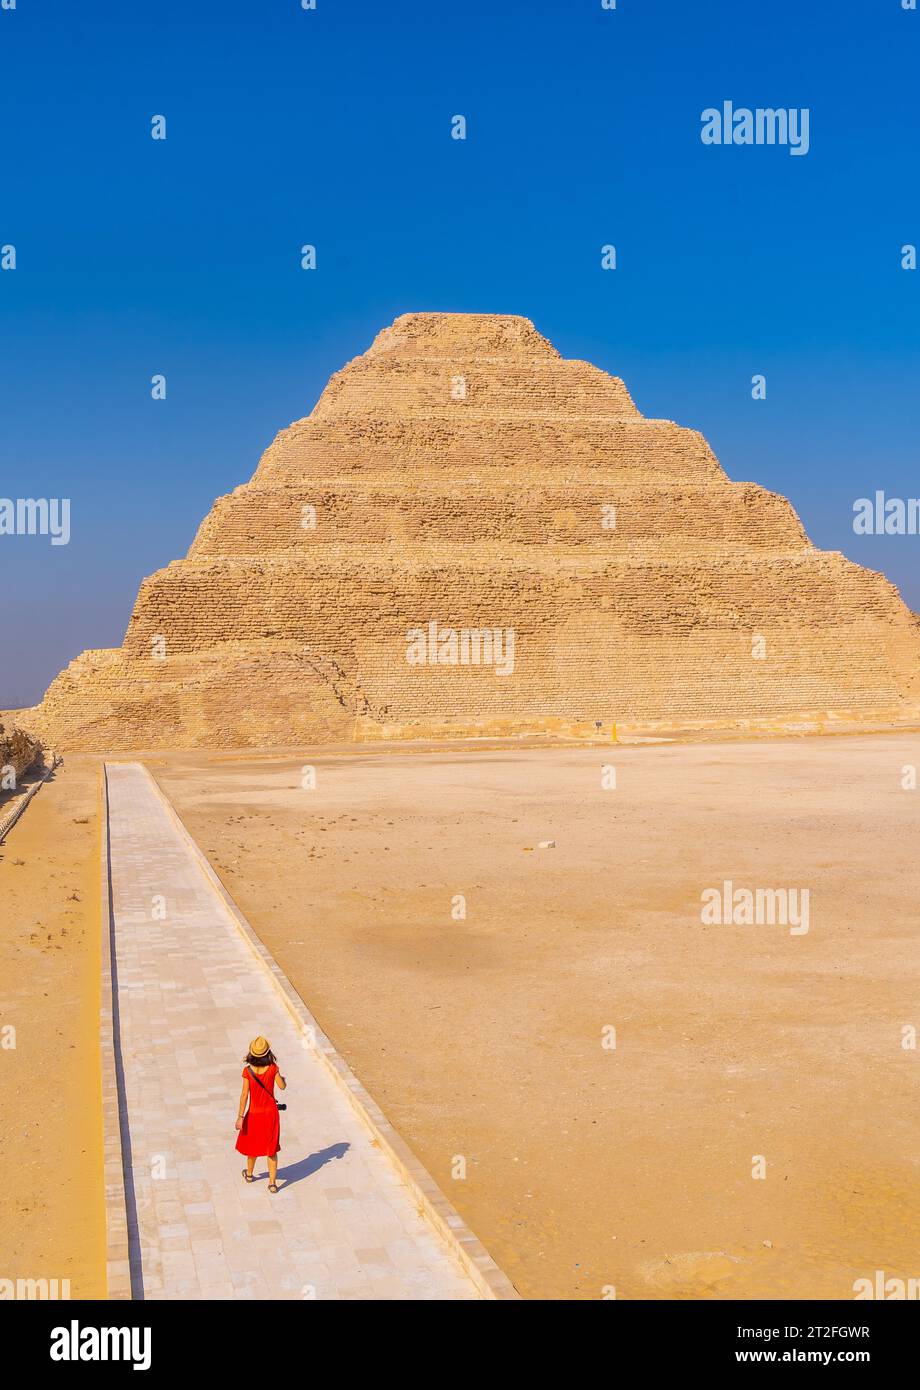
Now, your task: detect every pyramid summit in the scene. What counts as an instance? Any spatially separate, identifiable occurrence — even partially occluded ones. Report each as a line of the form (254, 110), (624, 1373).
(28, 311), (920, 748)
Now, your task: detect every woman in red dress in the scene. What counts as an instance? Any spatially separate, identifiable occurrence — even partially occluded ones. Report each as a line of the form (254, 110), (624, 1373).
(235, 1035), (287, 1193)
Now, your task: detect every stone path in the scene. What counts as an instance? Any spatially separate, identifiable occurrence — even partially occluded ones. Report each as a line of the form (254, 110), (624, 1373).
(104, 762), (482, 1300)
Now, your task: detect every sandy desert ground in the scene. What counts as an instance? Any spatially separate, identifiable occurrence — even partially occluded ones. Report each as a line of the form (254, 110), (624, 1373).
(138, 734), (920, 1301)
(1, 735), (917, 1300)
(0, 756), (106, 1297)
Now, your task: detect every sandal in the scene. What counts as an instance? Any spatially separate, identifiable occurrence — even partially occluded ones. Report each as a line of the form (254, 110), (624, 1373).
(242, 1169), (254, 1183)
(268, 1183), (278, 1194)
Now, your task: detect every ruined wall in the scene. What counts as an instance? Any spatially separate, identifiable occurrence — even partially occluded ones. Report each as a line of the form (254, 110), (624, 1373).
(0, 721), (42, 778)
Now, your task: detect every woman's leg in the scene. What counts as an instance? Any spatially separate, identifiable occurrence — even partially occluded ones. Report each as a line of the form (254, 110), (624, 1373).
(267, 1153), (278, 1187)
(246, 1155), (256, 1179)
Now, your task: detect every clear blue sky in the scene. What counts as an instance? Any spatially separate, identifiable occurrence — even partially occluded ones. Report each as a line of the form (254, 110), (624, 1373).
(1, 0), (918, 709)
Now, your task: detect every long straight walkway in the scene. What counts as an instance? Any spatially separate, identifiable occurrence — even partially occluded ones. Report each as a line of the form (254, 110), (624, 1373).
(104, 763), (481, 1300)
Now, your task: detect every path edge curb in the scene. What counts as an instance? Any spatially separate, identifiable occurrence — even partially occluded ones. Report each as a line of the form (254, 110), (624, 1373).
(134, 762), (521, 1302)
(100, 765), (133, 1299)
(0, 754), (58, 844)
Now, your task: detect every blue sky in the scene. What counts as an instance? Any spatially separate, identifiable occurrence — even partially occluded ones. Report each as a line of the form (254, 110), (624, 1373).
(1, 0), (918, 708)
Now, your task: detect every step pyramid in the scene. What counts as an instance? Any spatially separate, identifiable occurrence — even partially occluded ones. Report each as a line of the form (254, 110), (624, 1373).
(29, 312), (920, 748)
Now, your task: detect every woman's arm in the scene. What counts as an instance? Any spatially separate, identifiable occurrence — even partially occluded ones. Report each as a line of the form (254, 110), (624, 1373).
(276, 1066), (286, 1091)
(235, 1076), (250, 1130)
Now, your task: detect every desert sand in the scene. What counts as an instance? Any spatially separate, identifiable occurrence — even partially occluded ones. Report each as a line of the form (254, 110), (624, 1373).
(140, 734), (920, 1301)
(0, 755), (106, 1297)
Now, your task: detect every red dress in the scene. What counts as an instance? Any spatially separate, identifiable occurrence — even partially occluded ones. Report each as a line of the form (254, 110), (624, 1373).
(235, 1064), (281, 1157)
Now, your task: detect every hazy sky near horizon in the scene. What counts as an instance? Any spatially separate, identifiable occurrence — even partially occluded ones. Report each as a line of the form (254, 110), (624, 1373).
(1, 0), (918, 709)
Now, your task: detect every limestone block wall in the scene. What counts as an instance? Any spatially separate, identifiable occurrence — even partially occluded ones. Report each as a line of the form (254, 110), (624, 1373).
(253, 417), (723, 481)
(189, 480), (807, 557)
(121, 550), (911, 655)
(33, 645), (357, 749)
(310, 357), (642, 422)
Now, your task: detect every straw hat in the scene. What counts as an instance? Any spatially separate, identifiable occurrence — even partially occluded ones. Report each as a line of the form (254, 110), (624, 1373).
(249, 1035), (271, 1058)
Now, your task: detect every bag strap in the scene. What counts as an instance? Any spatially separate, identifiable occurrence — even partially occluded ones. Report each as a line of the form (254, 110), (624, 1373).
(247, 1065), (278, 1106)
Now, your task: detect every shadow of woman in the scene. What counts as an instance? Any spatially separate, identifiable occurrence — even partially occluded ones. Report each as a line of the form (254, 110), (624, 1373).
(276, 1142), (350, 1189)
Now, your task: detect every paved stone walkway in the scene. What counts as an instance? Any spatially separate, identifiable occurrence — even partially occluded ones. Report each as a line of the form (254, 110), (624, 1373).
(105, 763), (480, 1300)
